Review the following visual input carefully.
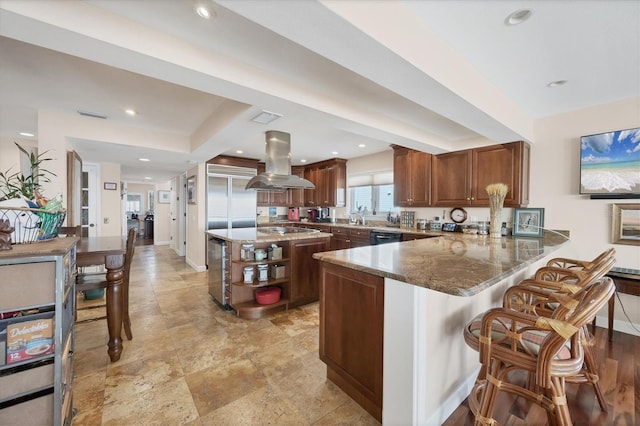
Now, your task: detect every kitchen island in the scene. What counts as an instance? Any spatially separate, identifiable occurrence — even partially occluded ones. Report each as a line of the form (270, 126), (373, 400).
(207, 227), (331, 319)
(313, 231), (571, 424)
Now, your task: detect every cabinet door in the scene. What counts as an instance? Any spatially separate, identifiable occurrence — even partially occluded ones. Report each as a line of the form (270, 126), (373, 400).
(431, 150), (473, 206)
(409, 150), (431, 207)
(288, 166), (306, 206)
(269, 188), (287, 206)
(393, 147), (411, 207)
(304, 167), (318, 206)
(290, 238), (330, 304)
(256, 163), (269, 206)
(472, 141), (529, 207)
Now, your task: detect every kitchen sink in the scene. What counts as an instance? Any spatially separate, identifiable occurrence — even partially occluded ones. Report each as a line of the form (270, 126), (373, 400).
(259, 226), (320, 235)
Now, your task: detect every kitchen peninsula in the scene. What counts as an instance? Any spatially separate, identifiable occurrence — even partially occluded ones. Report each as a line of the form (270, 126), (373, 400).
(313, 231), (571, 424)
(206, 227), (330, 319)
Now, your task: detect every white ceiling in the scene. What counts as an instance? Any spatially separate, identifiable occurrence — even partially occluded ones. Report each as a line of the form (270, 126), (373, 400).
(0, 0), (637, 183)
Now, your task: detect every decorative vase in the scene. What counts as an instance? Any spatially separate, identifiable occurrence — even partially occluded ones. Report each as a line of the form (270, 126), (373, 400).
(486, 183), (508, 239)
(489, 206), (503, 239)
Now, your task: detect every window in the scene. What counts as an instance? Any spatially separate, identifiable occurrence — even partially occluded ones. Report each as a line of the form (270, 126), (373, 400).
(349, 184), (395, 216)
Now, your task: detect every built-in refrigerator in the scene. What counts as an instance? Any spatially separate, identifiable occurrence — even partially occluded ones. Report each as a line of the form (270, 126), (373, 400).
(206, 164), (257, 307)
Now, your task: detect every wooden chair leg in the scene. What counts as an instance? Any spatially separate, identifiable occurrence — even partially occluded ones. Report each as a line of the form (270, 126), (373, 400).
(122, 281), (132, 340)
(548, 377), (572, 426)
(474, 363), (503, 426)
(582, 341), (608, 411)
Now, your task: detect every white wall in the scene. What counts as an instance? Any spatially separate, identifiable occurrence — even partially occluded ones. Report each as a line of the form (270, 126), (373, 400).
(154, 181), (172, 245)
(99, 163), (122, 237)
(185, 163), (207, 272)
(532, 97), (640, 330)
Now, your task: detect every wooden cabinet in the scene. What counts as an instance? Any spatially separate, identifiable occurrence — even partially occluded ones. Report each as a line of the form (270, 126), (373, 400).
(393, 146), (431, 207)
(0, 238), (77, 425)
(319, 262), (384, 422)
(431, 141), (530, 207)
(256, 163), (287, 207)
(329, 227), (370, 250)
(304, 159), (347, 207)
(289, 166), (306, 207)
(289, 237), (330, 307)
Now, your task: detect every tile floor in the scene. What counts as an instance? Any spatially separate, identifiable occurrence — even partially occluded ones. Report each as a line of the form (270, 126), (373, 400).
(72, 245), (379, 425)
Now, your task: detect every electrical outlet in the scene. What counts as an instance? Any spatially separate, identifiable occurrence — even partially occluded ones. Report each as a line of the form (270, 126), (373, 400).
(103, 217), (109, 224)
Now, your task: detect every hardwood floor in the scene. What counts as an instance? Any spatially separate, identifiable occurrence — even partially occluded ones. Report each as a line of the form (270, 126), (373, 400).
(442, 325), (640, 425)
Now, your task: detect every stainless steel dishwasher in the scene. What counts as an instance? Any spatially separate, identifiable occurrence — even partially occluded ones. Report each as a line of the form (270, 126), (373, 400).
(207, 236), (231, 309)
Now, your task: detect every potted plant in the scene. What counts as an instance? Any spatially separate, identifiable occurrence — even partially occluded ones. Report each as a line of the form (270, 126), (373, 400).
(0, 143), (64, 244)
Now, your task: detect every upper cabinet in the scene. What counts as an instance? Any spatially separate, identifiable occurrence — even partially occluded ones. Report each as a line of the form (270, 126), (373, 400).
(392, 146), (431, 207)
(431, 141), (530, 207)
(304, 159), (346, 207)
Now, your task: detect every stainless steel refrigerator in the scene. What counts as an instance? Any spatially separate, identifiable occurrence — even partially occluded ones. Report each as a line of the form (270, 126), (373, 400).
(206, 164), (256, 307)
(206, 164), (257, 230)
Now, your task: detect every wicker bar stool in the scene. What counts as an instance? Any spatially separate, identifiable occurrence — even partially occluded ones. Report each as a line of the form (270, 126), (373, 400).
(465, 276), (615, 426)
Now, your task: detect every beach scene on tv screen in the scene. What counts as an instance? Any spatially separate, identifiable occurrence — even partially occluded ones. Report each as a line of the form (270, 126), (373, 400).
(580, 127), (640, 194)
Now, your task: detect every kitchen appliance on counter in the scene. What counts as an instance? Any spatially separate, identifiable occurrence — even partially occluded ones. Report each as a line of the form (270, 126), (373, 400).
(288, 207), (300, 221)
(307, 209), (318, 222)
(308, 207), (332, 222)
(207, 236), (231, 309)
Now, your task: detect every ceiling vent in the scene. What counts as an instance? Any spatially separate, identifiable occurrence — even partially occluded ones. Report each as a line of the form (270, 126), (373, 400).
(250, 110), (282, 124)
(77, 110), (107, 119)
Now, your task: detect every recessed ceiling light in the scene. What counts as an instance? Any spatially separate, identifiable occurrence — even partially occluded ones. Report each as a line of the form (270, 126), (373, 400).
(250, 110), (282, 124)
(547, 80), (568, 87)
(19, 132), (34, 137)
(144, 177), (152, 180)
(332, 151), (338, 155)
(125, 109), (136, 116)
(195, 5), (211, 19)
(139, 158), (150, 162)
(236, 150), (244, 154)
(358, 144), (366, 148)
(300, 159), (307, 163)
(505, 9), (533, 26)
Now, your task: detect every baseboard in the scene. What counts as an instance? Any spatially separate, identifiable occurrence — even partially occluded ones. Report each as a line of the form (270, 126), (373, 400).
(186, 257), (206, 272)
(153, 240), (171, 246)
(594, 315), (640, 337)
(425, 367), (479, 425)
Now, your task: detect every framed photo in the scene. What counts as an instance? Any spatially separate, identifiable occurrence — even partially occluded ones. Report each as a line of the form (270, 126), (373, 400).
(157, 190), (170, 204)
(513, 208), (545, 237)
(187, 175), (196, 204)
(612, 203), (640, 245)
(103, 182), (117, 191)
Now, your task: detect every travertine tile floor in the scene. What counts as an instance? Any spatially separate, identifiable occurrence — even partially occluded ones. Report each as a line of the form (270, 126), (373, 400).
(73, 245), (379, 425)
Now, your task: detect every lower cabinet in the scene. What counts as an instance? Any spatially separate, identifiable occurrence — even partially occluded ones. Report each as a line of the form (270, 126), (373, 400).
(329, 227), (370, 249)
(290, 237), (330, 307)
(0, 238), (77, 426)
(319, 262), (384, 422)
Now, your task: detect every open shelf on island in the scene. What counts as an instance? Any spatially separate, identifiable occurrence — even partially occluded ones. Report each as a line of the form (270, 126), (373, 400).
(231, 257), (289, 266)
(231, 277), (288, 288)
(233, 298), (289, 320)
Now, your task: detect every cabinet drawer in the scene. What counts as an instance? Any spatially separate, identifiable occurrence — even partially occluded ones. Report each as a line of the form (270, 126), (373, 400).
(330, 227), (348, 235)
(0, 262), (55, 311)
(0, 391), (53, 425)
(349, 229), (370, 239)
(0, 362), (54, 401)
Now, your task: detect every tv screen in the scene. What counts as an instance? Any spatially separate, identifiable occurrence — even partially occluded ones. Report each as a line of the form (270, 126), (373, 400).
(580, 127), (640, 196)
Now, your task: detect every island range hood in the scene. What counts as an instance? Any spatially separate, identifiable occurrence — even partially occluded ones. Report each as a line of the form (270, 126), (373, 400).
(245, 130), (315, 191)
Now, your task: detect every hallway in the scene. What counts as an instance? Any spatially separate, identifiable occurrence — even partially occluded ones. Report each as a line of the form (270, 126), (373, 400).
(72, 245), (378, 425)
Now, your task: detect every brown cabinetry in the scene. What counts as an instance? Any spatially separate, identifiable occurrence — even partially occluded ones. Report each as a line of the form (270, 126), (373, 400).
(431, 141), (530, 207)
(319, 262), (384, 422)
(289, 237), (330, 307)
(0, 239), (77, 425)
(329, 227), (370, 250)
(256, 163), (288, 207)
(393, 146), (432, 207)
(304, 159), (347, 207)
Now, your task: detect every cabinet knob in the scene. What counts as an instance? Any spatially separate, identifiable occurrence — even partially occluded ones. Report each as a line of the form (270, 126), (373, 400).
(466, 197), (471, 201)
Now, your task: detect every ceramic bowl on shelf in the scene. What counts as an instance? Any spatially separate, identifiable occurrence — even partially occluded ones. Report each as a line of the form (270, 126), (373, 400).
(255, 286), (281, 305)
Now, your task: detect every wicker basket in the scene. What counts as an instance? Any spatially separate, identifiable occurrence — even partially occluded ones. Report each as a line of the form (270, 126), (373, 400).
(0, 207), (66, 244)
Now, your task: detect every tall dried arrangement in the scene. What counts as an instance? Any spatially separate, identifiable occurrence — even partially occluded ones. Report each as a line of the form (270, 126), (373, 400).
(486, 183), (508, 238)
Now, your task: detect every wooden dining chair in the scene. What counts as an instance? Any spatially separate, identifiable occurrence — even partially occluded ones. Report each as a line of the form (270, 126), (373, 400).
(75, 228), (136, 340)
(464, 276), (615, 426)
(58, 225), (81, 237)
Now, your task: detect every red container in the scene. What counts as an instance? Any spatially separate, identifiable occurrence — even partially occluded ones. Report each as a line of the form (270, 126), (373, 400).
(255, 287), (281, 305)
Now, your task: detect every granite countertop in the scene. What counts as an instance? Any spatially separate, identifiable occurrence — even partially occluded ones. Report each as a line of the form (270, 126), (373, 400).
(261, 220), (443, 237)
(313, 232), (571, 297)
(0, 237), (78, 259)
(206, 228), (332, 243)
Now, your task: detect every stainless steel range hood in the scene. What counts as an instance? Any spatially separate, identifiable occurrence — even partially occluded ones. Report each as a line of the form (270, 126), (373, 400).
(245, 130), (315, 191)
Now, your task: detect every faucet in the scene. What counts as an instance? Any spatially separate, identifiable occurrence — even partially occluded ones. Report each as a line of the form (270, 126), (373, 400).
(350, 212), (366, 226)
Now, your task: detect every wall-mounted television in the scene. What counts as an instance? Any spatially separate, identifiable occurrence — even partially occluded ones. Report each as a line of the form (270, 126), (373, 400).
(580, 127), (640, 198)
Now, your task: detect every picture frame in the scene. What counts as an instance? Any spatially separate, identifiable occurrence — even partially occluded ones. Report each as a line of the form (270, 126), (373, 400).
(103, 182), (117, 191)
(611, 203), (640, 245)
(187, 175), (196, 204)
(157, 190), (170, 204)
(512, 207), (545, 237)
